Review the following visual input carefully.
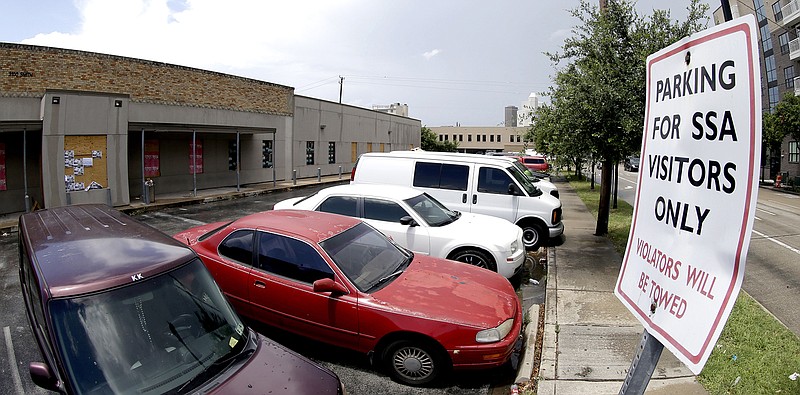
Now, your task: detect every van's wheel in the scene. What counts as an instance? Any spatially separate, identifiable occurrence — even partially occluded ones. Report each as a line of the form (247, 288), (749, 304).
(449, 249), (497, 272)
(383, 340), (444, 386)
(521, 223), (546, 250)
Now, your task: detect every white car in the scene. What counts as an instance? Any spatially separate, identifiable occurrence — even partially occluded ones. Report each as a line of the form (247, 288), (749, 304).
(274, 184), (526, 279)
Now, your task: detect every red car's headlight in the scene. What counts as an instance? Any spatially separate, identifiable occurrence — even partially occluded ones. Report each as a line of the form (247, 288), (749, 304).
(475, 318), (514, 343)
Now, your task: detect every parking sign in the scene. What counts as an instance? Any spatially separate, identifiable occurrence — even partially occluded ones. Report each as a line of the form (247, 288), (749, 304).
(615, 14), (761, 374)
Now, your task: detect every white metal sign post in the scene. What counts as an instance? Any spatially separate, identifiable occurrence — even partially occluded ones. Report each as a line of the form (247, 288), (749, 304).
(616, 14), (761, 390)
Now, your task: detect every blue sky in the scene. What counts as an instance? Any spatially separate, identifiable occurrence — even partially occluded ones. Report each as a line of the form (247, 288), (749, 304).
(0, 0), (716, 126)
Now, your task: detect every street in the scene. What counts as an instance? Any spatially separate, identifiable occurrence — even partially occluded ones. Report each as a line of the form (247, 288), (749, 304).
(593, 164), (800, 338)
(0, 184), (514, 395)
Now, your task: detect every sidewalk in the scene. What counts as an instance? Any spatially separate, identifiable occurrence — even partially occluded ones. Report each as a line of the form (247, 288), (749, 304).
(537, 178), (707, 395)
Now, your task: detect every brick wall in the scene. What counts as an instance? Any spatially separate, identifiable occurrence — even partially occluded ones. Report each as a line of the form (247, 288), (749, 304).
(0, 43), (293, 115)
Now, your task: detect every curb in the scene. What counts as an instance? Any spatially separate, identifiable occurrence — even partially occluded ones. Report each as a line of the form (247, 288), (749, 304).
(515, 304), (541, 384)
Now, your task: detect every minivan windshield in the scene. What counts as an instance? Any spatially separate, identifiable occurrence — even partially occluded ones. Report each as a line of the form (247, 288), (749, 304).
(49, 259), (248, 394)
(404, 192), (460, 227)
(506, 164), (542, 197)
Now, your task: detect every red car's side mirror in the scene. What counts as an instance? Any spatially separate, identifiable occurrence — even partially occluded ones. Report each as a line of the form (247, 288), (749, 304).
(313, 278), (348, 295)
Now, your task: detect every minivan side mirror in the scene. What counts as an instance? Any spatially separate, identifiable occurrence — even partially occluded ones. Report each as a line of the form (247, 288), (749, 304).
(313, 278), (349, 295)
(29, 362), (60, 392)
(399, 216), (418, 227)
(508, 183), (523, 196)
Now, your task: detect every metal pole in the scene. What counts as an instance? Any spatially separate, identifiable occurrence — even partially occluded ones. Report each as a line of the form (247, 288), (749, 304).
(720, 0), (733, 22)
(23, 128), (31, 212)
(619, 330), (664, 395)
(338, 76), (344, 104)
(141, 129), (148, 204)
(236, 131), (241, 192)
(615, 162), (620, 206)
(192, 130), (197, 197)
(293, 169), (297, 185)
(317, 167), (321, 182)
(339, 165), (342, 179)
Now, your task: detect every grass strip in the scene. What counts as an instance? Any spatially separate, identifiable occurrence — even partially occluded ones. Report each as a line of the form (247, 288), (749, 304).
(566, 174), (800, 395)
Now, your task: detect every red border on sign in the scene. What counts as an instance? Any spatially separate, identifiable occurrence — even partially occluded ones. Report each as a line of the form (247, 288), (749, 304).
(616, 20), (757, 364)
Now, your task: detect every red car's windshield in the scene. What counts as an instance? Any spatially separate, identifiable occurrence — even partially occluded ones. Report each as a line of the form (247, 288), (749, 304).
(320, 223), (412, 292)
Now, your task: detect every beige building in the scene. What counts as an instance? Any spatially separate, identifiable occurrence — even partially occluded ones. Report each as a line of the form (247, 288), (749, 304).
(0, 43), (420, 215)
(429, 126), (529, 154)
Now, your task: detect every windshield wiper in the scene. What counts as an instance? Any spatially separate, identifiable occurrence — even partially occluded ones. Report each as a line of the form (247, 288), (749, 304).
(174, 344), (252, 394)
(368, 270), (404, 292)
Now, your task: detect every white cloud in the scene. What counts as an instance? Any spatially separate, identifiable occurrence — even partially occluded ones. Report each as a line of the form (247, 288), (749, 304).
(21, 0), (357, 76)
(422, 49), (441, 60)
(549, 28), (571, 42)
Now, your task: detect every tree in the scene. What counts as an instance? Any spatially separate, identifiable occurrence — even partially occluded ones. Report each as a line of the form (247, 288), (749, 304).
(765, 93), (800, 145)
(764, 93), (800, 179)
(420, 126), (458, 152)
(540, 0), (708, 236)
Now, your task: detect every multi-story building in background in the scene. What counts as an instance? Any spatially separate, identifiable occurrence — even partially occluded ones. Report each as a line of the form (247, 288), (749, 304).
(429, 126), (529, 154)
(372, 102), (409, 117)
(714, 1), (800, 180)
(519, 92), (541, 127)
(505, 106), (518, 127)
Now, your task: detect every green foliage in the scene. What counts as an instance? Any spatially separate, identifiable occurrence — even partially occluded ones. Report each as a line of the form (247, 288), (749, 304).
(568, 173), (800, 395)
(764, 93), (800, 152)
(537, 0), (709, 234)
(420, 126), (458, 152)
(698, 293), (800, 394)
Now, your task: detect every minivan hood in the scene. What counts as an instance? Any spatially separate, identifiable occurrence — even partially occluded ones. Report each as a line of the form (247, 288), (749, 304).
(211, 335), (341, 394)
(371, 256), (518, 328)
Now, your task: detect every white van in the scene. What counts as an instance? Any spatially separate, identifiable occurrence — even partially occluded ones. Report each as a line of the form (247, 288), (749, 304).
(351, 150), (564, 249)
(439, 153), (559, 199)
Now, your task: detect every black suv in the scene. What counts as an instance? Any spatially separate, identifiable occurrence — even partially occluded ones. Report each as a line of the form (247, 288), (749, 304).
(624, 156), (640, 172)
(18, 204), (343, 394)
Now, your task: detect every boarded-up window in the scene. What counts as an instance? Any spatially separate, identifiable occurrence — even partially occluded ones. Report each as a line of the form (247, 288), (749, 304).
(64, 136), (107, 192)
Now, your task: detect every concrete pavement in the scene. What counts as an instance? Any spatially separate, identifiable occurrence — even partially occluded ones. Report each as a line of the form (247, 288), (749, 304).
(536, 177), (707, 395)
(0, 173), (711, 394)
(0, 175), (351, 233)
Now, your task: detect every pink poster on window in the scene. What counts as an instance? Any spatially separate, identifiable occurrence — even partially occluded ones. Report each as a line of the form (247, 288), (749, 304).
(189, 140), (203, 174)
(0, 143), (6, 191)
(144, 140), (160, 177)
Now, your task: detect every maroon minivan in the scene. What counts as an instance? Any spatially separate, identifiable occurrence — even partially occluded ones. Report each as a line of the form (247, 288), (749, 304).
(18, 204), (344, 395)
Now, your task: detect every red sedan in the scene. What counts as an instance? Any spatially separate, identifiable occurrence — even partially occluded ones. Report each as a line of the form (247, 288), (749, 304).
(174, 210), (522, 386)
(518, 155), (549, 172)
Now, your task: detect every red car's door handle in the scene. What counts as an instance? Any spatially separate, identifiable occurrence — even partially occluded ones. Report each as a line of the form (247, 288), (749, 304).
(254, 280), (266, 288)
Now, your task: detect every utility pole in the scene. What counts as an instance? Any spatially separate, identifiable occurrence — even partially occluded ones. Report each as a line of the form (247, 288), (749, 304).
(338, 76), (344, 104)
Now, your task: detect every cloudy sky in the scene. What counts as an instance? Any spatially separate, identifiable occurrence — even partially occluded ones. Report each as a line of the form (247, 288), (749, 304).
(1, 0), (715, 126)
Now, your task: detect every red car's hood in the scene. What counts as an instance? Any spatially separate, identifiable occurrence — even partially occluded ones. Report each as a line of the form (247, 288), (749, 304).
(210, 334), (341, 394)
(371, 256), (518, 328)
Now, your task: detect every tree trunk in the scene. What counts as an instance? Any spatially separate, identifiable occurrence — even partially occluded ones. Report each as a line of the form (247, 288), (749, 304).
(596, 159), (612, 236)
